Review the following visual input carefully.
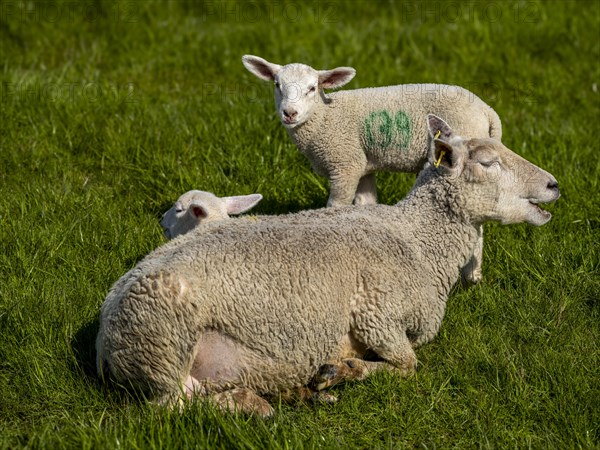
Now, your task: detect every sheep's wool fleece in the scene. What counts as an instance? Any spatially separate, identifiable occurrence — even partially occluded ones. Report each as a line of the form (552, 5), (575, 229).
(97, 172), (477, 400)
(289, 84), (501, 175)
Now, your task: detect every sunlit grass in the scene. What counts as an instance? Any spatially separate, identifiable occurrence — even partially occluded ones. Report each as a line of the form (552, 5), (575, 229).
(0, 0), (598, 448)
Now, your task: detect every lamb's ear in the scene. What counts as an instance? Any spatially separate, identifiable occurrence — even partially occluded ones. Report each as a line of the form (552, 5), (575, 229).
(242, 55), (281, 81)
(318, 67), (356, 89)
(224, 194), (263, 215)
(427, 114), (454, 141)
(189, 202), (208, 219)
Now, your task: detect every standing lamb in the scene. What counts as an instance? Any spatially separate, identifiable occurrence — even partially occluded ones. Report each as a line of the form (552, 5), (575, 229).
(96, 115), (559, 417)
(160, 190), (263, 239)
(242, 55), (503, 284)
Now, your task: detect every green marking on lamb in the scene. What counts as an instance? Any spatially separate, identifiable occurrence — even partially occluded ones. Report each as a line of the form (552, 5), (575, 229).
(364, 110), (412, 151)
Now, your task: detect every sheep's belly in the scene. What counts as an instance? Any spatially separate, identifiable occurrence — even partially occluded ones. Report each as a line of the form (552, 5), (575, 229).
(189, 330), (362, 394)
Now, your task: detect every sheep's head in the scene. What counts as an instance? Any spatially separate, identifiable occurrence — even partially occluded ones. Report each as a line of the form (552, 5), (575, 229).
(160, 190), (263, 239)
(242, 55), (355, 128)
(426, 114), (560, 226)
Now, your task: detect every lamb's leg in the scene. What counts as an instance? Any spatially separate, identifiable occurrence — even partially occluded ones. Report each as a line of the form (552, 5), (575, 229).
(327, 165), (366, 207)
(461, 224), (483, 286)
(354, 173), (378, 205)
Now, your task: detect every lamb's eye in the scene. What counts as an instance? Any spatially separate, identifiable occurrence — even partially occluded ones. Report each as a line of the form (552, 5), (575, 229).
(308, 85), (316, 93)
(274, 81), (280, 89)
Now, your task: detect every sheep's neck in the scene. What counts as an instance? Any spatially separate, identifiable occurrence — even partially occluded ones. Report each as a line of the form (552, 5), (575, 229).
(285, 90), (330, 152)
(397, 170), (479, 294)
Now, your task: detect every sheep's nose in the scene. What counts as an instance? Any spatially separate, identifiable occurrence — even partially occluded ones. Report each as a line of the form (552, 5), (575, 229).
(283, 109), (297, 119)
(547, 180), (559, 192)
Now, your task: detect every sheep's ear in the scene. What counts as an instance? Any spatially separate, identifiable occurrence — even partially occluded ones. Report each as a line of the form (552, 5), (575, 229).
(224, 194), (263, 215)
(432, 140), (456, 170)
(318, 67), (356, 89)
(189, 203), (208, 219)
(427, 114), (454, 141)
(242, 55), (281, 81)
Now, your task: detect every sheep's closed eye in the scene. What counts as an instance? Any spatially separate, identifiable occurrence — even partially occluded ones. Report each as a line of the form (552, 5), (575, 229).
(308, 85), (316, 94)
(479, 160), (500, 168)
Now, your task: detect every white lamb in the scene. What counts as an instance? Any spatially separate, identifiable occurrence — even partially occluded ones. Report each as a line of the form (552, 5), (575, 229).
(96, 114), (559, 417)
(242, 55), (503, 284)
(160, 190), (263, 239)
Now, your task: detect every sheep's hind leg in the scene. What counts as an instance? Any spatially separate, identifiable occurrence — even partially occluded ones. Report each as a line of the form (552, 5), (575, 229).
(184, 375), (274, 417)
(461, 224), (483, 286)
(354, 173), (378, 205)
(211, 388), (274, 417)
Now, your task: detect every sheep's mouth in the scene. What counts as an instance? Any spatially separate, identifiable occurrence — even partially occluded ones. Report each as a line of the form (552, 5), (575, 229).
(528, 199), (552, 219)
(282, 117), (299, 127)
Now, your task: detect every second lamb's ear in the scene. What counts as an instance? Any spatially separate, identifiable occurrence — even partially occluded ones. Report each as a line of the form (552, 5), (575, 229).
(189, 203), (208, 219)
(242, 55), (282, 82)
(318, 67), (356, 89)
(224, 194), (263, 215)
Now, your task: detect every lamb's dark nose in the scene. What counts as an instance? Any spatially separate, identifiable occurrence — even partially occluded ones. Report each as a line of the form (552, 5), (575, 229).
(283, 109), (298, 120)
(547, 180), (559, 192)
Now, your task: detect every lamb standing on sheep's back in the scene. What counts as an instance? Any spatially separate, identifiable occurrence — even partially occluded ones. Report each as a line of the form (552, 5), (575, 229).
(96, 115), (559, 417)
(242, 55), (503, 284)
(242, 55), (502, 207)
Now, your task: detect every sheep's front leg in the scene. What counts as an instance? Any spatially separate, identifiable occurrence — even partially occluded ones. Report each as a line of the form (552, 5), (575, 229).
(351, 325), (417, 378)
(311, 358), (397, 390)
(326, 164), (367, 207)
(461, 224), (483, 286)
(353, 173), (378, 205)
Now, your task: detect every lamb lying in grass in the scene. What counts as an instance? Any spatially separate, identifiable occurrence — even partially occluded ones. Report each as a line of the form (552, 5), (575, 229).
(160, 190), (263, 239)
(243, 55), (503, 285)
(159, 188), (352, 402)
(96, 114), (559, 417)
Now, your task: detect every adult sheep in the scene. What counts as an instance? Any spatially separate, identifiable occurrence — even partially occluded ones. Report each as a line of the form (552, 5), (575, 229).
(96, 115), (559, 417)
(158, 188), (355, 401)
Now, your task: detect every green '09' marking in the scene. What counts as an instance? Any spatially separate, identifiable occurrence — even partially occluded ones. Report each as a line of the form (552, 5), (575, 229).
(364, 110), (412, 151)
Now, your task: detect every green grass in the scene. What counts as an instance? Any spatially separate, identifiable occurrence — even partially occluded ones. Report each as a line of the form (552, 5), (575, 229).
(1, 0), (598, 448)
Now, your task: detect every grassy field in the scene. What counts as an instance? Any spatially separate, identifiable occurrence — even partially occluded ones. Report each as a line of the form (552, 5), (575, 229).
(0, 0), (598, 448)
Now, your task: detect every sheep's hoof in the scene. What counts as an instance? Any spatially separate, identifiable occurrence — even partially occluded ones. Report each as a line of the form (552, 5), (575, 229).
(311, 358), (370, 391)
(212, 388), (274, 418)
(312, 363), (340, 391)
(311, 391), (338, 404)
(460, 267), (482, 287)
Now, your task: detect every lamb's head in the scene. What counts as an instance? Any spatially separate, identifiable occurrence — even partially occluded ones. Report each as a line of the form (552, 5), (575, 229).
(242, 55), (355, 128)
(426, 114), (560, 226)
(160, 190), (262, 239)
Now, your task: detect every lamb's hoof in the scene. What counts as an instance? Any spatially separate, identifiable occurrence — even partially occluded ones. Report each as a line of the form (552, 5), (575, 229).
(212, 388), (274, 418)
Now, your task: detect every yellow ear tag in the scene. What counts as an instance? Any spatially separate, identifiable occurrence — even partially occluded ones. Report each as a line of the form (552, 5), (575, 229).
(433, 130), (445, 168)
